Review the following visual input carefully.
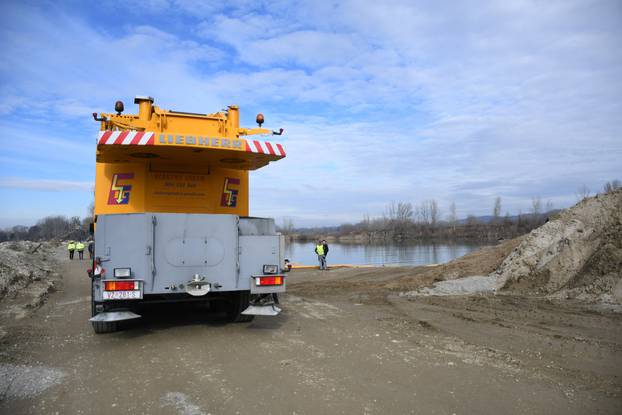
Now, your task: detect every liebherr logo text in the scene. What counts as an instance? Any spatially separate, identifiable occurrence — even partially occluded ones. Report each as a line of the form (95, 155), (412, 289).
(159, 134), (243, 149)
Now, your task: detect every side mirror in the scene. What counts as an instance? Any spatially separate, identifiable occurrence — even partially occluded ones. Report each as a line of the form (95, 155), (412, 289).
(89, 223), (94, 235)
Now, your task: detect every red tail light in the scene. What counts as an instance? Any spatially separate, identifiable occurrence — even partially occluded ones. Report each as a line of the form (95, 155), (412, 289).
(104, 281), (139, 291)
(255, 276), (284, 286)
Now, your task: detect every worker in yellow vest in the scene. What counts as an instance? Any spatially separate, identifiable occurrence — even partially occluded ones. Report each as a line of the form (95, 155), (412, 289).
(67, 241), (76, 260)
(314, 240), (327, 271)
(76, 241), (86, 260)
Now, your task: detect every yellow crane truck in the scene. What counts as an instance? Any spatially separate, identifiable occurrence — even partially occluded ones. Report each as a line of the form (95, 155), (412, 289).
(89, 96), (287, 333)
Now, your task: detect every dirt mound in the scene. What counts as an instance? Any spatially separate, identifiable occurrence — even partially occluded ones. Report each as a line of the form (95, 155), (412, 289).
(417, 238), (524, 281)
(494, 190), (622, 303)
(0, 241), (59, 303)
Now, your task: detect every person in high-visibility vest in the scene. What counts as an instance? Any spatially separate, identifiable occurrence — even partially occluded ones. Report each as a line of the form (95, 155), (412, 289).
(76, 241), (85, 260)
(314, 240), (327, 270)
(67, 241), (76, 260)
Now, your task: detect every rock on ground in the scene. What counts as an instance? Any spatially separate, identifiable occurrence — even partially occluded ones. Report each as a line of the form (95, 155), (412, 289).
(0, 241), (59, 304)
(494, 189), (622, 303)
(400, 275), (497, 297)
(0, 363), (65, 400)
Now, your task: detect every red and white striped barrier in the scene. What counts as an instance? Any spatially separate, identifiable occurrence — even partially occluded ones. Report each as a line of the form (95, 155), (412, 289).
(245, 139), (286, 157)
(97, 131), (285, 159)
(97, 131), (155, 145)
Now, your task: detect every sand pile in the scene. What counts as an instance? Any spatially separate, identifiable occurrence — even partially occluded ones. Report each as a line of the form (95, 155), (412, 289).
(494, 189), (622, 303)
(400, 275), (496, 297)
(0, 241), (59, 302)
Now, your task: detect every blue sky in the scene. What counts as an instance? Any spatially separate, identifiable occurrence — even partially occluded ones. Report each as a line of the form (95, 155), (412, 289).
(0, 0), (620, 228)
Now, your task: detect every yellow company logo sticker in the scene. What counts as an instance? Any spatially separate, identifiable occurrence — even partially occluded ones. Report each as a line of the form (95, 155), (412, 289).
(221, 178), (240, 207)
(108, 173), (134, 205)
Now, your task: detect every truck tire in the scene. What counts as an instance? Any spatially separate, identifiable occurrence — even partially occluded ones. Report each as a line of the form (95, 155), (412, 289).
(91, 278), (119, 333)
(228, 291), (254, 323)
(235, 313), (255, 323)
(92, 320), (118, 334)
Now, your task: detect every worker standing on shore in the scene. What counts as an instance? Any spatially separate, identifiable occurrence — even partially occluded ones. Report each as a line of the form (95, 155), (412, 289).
(76, 241), (85, 260)
(314, 239), (327, 271)
(67, 241), (76, 260)
(322, 240), (329, 262)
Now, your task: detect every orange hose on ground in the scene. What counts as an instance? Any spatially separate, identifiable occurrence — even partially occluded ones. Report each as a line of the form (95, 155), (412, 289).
(290, 264), (375, 269)
(289, 263), (440, 269)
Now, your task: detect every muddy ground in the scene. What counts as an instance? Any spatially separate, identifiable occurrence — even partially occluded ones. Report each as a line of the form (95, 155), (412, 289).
(1, 249), (621, 414)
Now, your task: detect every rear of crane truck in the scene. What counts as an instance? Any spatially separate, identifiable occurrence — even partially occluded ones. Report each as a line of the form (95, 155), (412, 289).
(89, 96), (288, 333)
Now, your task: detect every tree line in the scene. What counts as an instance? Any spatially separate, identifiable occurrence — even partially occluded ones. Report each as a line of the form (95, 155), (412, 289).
(0, 215), (92, 243)
(334, 198), (550, 242)
(3, 180), (620, 243)
(284, 180), (621, 243)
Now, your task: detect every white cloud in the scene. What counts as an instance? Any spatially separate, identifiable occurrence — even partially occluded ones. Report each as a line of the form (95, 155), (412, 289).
(226, 30), (359, 68)
(102, 0), (263, 18)
(0, 177), (93, 192)
(0, 0), (620, 226)
(0, 121), (94, 167)
(0, 4), (226, 118)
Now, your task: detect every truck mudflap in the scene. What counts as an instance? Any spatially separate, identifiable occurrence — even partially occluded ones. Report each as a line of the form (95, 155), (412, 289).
(241, 293), (282, 316)
(89, 311), (142, 322)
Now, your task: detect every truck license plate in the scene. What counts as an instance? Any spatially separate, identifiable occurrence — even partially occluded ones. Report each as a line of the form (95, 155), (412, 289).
(103, 290), (142, 300)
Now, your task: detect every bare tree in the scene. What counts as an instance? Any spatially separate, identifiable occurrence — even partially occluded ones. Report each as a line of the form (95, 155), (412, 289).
(493, 197), (501, 221)
(385, 201), (413, 239)
(280, 217), (295, 235)
(448, 201), (457, 230)
(397, 202), (413, 223)
(37, 216), (71, 240)
(603, 179), (621, 193)
(576, 184), (591, 201)
(360, 214), (373, 241)
(416, 203), (424, 224)
(545, 200), (554, 212)
(362, 214), (371, 232)
(531, 196), (542, 219)
(503, 211), (512, 225)
(429, 200), (439, 226)
(417, 200), (439, 225)
(29, 215), (89, 241)
(387, 201), (413, 223)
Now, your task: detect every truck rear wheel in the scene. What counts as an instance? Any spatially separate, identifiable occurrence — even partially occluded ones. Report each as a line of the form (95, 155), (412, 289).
(235, 313), (255, 323)
(92, 320), (118, 334)
(228, 291), (254, 323)
(91, 279), (119, 333)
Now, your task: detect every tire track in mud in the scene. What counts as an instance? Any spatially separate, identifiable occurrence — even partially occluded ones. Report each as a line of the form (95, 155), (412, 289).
(384, 294), (622, 399)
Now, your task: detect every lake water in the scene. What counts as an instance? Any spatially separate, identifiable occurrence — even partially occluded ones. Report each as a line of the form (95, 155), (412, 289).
(285, 241), (491, 267)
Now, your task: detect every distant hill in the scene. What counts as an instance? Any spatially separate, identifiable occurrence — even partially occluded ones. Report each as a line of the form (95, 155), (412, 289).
(281, 210), (562, 233)
(457, 210), (561, 224)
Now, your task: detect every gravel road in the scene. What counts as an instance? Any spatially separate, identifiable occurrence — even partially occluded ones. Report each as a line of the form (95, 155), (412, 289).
(1, 254), (621, 414)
